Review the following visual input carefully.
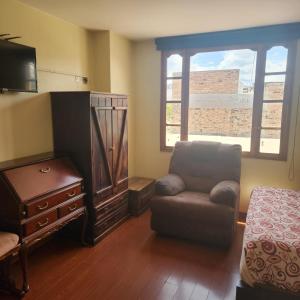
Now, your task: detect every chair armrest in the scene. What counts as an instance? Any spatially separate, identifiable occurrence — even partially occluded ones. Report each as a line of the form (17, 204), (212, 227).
(155, 174), (186, 196)
(209, 180), (240, 207)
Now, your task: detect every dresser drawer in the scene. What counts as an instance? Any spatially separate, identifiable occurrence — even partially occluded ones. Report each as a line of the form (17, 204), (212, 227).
(93, 187), (113, 206)
(58, 197), (84, 218)
(95, 192), (128, 222)
(94, 204), (128, 237)
(24, 210), (58, 236)
(25, 185), (82, 218)
(117, 179), (128, 193)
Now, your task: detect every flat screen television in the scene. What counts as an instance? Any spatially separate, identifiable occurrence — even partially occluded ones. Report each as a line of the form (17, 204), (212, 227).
(0, 39), (37, 93)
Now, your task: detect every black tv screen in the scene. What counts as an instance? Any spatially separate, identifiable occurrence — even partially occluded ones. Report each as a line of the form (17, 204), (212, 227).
(0, 39), (37, 93)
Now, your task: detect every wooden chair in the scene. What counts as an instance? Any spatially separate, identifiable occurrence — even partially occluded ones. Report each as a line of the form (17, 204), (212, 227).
(0, 232), (28, 297)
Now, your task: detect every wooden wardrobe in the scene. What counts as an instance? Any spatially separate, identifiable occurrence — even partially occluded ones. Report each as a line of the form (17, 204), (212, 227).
(51, 92), (129, 244)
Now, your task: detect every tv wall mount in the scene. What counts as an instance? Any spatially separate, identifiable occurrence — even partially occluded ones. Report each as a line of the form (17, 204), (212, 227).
(0, 34), (21, 41)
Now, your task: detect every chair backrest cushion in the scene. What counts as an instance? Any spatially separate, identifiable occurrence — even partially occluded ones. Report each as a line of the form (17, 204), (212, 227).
(169, 141), (241, 193)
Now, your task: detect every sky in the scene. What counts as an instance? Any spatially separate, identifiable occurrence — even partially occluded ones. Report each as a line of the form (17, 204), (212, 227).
(167, 46), (288, 86)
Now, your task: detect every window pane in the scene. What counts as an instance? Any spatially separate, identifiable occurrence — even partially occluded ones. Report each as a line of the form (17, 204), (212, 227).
(261, 103), (283, 128)
(260, 129), (281, 154)
(166, 103), (181, 125)
(264, 75), (285, 100)
(167, 79), (181, 101)
(166, 126), (180, 147)
(265, 46), (288, 73)
(167, 54), (182, 77)
(188, 49), (257, 151)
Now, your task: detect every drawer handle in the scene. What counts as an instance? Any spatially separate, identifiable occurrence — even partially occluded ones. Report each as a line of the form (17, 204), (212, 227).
(66, 191), (76, 197)
(68, 204), (78, 212)
(37, 202), (49, 211)
(40, 167), (51, 173)
(37, 218), (49, 228)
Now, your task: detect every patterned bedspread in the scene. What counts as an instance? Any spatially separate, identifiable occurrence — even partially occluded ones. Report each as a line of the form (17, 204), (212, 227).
(240, 187), (300, 294)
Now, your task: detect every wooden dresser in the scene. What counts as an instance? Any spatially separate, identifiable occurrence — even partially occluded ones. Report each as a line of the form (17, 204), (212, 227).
(51, 92), (129, 244)
(0, 153), (87, 247)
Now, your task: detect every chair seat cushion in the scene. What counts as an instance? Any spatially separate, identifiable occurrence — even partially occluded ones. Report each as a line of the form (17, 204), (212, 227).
(151, 191), (234, 227)
(0, 232), (19, 258)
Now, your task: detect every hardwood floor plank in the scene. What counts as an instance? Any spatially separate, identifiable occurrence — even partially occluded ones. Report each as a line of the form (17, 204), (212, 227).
(223, 271), (241, 300)
(172, 279), (196, 300)
(155, 282), (178, 300)
(189, 284), (209, 300)
(0, 211), (244, 300)
(138, 253), (174, 300)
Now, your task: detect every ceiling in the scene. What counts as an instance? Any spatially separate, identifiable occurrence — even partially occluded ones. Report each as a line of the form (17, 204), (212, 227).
(20, 0), (300, 40)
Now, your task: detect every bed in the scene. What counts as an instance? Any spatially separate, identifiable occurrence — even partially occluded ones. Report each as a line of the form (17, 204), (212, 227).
(237, 187), (300, 300)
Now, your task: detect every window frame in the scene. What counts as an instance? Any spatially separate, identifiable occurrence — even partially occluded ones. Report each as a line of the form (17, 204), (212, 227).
(160, 42), (297, 160)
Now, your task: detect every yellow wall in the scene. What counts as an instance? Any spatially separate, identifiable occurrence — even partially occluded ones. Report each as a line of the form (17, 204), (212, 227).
(0, 0), (92, 161)
(132, 39), (300, 212)
(88, 30), (111, 92)
(0, 0), (135, 176)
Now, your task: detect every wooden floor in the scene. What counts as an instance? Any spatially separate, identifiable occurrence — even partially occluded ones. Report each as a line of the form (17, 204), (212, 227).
(1, 211), (244, 300)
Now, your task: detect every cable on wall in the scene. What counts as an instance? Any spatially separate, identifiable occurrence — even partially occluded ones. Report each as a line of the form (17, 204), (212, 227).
(288, 84), (300, 181)
(37, 68), (88, 84)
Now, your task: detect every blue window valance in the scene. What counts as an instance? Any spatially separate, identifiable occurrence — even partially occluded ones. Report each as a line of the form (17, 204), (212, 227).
(155, 22), (300, 51)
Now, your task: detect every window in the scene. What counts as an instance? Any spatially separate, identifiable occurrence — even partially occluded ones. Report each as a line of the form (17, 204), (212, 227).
(160, 42), (296, 160)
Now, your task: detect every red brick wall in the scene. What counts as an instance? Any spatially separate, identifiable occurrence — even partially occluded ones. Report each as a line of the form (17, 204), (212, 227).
(189, 69), (239, 94)
(167, 70), (284, 139)
(264, 82), (284, 100)
(172, 69), (239, 99)
(188, 108), (252, 137)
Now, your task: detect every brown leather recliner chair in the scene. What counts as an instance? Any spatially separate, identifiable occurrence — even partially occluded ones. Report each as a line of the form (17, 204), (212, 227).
(150, 141), (241, 247)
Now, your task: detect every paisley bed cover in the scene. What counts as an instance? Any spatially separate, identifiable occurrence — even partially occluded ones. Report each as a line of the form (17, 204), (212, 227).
(240, 187), (300, 294)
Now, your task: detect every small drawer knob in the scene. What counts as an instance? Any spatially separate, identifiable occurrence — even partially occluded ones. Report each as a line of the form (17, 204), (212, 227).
(40, 167), (51, 173)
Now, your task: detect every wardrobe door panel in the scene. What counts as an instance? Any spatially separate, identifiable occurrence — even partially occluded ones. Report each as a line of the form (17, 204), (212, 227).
(112, 99), (128, 192)
(105, 103), (114, 178)
(91, 106), (113, 201)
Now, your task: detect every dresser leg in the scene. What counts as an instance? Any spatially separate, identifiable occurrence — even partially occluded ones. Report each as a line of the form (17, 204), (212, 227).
(19, 243), (29, 295)
(81, 208), (88, 246)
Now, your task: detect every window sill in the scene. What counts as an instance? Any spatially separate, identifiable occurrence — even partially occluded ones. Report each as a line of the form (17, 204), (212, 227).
(242, 151), (287, 161)
(160, 146), (287, 161)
